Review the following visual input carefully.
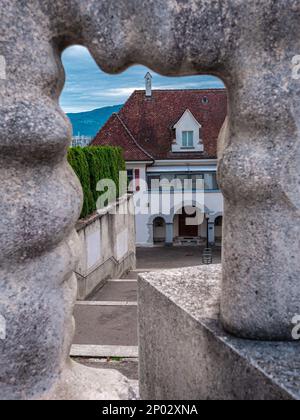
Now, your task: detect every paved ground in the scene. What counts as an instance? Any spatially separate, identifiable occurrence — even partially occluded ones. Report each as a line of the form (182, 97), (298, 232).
(136, 246), (221, 270)
(72, 246), (222, 380)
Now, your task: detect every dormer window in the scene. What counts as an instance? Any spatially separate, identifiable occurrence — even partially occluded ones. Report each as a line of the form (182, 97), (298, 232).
(172, 109), (204, 153)
(182, 131), (194, 148)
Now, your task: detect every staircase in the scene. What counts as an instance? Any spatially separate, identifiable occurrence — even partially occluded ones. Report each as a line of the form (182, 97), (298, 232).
(173, 236), (205, 247)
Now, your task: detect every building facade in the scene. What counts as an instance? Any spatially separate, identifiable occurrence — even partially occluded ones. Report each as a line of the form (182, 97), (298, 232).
(71, 135), (92, 147)
(93, 74), (227, 247)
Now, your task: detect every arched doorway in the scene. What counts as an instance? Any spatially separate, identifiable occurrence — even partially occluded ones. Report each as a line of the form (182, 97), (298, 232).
(178, 207), (198, 237)
(173, 206), (205, 245)
(153, 217), (166, 244)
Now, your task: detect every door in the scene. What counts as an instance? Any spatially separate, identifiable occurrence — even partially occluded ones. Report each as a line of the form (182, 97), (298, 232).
(179, 209), (198, 237)
(153, 217), (166, 243)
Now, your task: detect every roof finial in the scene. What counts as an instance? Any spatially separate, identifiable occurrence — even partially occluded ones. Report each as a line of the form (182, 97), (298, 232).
(145, 72), (152, 97)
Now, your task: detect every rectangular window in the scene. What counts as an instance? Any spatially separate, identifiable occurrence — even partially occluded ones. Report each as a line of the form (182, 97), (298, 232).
(204, 173), (219, 191)
(191, 174), (204, 191)
(127, 169), (133, 184)
(147, 174), (160, 191)
(175, 174), (187, 191)
(127, 170), (134, 192)
(146, 172), (219, 191)
(182, 131), (194, 148)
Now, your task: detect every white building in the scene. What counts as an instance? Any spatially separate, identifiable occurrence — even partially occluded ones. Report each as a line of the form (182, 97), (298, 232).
(93, 74), (226, 247)
(71, 135), (92, 147)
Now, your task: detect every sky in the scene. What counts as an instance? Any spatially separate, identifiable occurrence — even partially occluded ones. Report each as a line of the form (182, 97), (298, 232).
(60, 46), (224, 114)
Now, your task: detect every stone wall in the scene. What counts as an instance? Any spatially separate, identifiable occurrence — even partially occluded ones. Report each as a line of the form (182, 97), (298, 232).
(2, 0), (300, 401)
(75, 194), (136, 300)
(139, 266), (300, 400)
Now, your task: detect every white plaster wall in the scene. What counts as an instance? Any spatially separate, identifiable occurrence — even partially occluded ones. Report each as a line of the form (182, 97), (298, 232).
(86, 228), (101, 269)
(126, 163), (152, 247)
(136, 213), (152, 246)
(204, 192), (224, 214)
(75, 195), (136, 298)
(116, 229), (129, 260)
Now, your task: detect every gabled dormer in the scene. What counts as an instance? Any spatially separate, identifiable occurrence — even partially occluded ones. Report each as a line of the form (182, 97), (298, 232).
(172, 109), (203, 153)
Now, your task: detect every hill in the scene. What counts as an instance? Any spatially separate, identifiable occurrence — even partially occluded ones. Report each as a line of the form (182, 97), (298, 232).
(67, 104), (123, 138)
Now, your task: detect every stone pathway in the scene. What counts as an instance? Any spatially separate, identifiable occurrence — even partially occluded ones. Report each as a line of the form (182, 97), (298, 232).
(71, 246), (221, 381)
(72, 276), (140, 380)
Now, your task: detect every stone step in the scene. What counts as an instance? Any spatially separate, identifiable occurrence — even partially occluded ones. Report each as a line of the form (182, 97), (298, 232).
(71, 344), (138, 358)
(73, 305), (138, 347)
(108, 279), (137, 282)
(76, 301), (137, 306)
(88, 280), (137, 302)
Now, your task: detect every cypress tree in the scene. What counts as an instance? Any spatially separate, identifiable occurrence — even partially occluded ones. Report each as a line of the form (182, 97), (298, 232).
(68, 146), (126, 218)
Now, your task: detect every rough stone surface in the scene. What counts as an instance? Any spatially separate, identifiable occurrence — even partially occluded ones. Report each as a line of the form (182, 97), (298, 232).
(45, 360), (136, 401)
(139, 266), (300, 400)
(1, 0), (300, 400)
(72, 358), (139, 381)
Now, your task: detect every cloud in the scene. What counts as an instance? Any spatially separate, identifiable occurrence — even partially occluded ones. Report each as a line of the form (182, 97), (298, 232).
(63, 45), (90, 59)
(94, 87), (144, 97)
(60, 46), (225, 113)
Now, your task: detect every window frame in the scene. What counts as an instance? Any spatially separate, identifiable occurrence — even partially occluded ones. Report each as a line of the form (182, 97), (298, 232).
(182, 131), (194, 149)
(147, 172), (219, 192)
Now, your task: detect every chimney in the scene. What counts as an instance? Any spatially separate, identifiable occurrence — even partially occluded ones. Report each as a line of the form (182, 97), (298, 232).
(145, 72), (152, 97)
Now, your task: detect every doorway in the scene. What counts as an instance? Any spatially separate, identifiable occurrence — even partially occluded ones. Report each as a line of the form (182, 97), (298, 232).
(178, 208), (198, 237)
(153, 217), (166, 244)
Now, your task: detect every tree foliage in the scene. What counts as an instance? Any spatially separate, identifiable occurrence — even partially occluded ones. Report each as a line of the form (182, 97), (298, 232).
(68, 146), (126, 218)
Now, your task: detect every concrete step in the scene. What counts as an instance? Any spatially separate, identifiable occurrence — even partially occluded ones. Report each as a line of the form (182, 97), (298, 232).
(71, 344), (138, 358)
(108, 279), (137, 282)
(73, 304), (138, 346)
(76, 301), (137, 306)
(88, 280), (137, 302)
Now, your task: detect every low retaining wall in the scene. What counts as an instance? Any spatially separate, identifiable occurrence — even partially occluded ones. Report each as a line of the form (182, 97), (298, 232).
(138, 265), (300, 400)
(75, 195), (136, 300)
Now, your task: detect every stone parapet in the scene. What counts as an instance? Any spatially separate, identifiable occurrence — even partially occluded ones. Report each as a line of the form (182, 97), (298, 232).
(138, 266), (300, 400)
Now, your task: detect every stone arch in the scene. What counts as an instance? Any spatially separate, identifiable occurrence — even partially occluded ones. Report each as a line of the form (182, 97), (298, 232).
(172, 203), (210, 242)
(2, 0), (297, 402)
(213, 214), (223, 246)
(210, 212), (223, 223)
(147, 214), (169, 246)
(171, 202), (210, 221)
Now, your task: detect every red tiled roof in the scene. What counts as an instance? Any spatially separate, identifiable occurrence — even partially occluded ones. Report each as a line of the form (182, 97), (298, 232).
(92, 89), (227, 161)
(92, 113), (152, 161)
